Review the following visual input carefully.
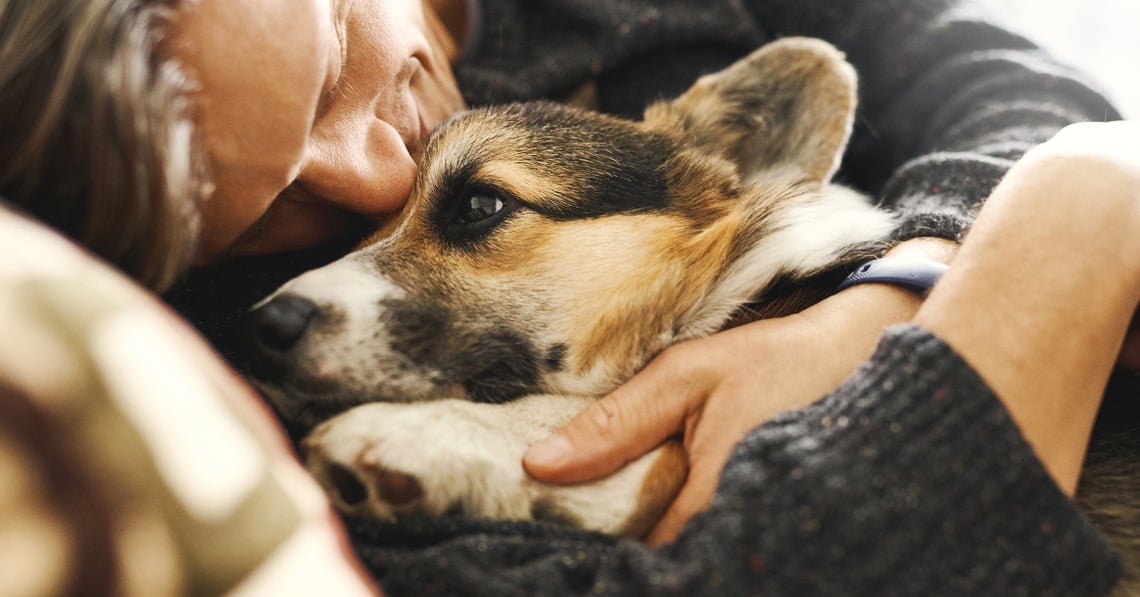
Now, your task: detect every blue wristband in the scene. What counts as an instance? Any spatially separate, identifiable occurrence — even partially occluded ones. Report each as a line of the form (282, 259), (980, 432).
(836, 258), (949, 294)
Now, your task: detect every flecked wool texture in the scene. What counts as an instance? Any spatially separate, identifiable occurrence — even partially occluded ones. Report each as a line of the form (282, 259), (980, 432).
(164, 0), (1128, 594)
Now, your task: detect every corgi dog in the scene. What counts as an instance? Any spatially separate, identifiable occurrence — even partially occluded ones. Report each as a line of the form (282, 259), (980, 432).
(241, 37), (893, 536)
(239, 37), (1138, 583)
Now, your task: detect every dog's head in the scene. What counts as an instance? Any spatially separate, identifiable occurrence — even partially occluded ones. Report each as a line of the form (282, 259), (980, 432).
(241, 38), (891, 429)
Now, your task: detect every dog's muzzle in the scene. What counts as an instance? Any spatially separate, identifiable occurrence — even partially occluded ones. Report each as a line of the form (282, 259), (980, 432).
(240, 293), (318, 381)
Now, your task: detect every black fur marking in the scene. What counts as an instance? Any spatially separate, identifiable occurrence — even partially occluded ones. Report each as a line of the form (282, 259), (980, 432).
(545, 343), (567, 372)
(508, 103), (675, 221)
(530, 496), (583, 528)
(381, 297), (543, 404)
(381, 298), (452, 367)
(463, 328), (543, 404)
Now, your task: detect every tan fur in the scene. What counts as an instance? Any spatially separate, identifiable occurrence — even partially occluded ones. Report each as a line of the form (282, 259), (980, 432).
(644, 38), (856, 185)
(476, 160), (571, 207)
(542, 214), (740, 376)
(620, 440), (688, 538)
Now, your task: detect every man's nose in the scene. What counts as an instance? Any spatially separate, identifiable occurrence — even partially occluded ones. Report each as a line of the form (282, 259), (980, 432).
(298, 119), (418, 215)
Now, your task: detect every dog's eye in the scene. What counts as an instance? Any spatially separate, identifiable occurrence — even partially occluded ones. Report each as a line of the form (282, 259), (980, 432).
(455, 193), (504, 225)
(436, 187), (521, 247)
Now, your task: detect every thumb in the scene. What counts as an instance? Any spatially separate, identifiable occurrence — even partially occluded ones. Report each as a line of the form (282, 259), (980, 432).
(524, 358), (705, 484)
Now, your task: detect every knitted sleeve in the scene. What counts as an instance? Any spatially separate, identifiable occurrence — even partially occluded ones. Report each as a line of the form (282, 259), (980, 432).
(352, 326), (1121, 596)
(745, 0), (1122, 242)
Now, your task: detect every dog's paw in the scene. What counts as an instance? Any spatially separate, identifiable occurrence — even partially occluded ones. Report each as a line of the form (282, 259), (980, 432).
(313, 445), (427, 520)
(299, 394), (684, 537)
(302, 400), (540, 522)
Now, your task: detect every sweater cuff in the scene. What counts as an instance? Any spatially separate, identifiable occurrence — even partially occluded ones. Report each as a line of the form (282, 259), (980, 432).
(878, 152), (1014, 243)
(719, 324), (1121, 595)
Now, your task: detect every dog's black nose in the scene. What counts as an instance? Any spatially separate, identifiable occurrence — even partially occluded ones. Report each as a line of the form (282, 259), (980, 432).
(241, 294), (318, 376)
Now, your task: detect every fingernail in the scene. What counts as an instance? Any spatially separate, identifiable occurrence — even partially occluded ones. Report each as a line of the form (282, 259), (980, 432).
(525, 434), (571, 466)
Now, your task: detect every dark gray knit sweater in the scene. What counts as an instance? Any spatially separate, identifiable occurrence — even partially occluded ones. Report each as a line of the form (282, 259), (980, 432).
(166, 0), (1126, 593)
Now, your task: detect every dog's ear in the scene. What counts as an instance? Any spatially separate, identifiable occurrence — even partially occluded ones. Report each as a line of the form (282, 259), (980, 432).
(643, 37), (857, 186)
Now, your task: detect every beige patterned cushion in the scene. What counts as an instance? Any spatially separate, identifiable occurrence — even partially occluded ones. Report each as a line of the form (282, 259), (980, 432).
(0, 204), (379, 596)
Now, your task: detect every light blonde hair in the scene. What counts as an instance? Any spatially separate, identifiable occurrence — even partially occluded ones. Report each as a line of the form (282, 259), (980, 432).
(0, 0), (207, 291)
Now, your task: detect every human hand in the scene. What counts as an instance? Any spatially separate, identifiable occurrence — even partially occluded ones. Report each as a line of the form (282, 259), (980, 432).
(523, 240), (954, 545)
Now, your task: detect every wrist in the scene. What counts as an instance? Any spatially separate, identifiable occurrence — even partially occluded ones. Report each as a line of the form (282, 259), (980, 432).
(818, 237), (959, 340)
(821, 283), (922, 337)
(767, 238), (961, 398)
(909, 154), (1140, 495)
(800, 281), (923, 376)
(883, 236), (959, 263)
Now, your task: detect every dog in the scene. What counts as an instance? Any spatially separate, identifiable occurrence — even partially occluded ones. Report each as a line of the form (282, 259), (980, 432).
(240, 37), (1140, 585)
(240, 37), (893, 537)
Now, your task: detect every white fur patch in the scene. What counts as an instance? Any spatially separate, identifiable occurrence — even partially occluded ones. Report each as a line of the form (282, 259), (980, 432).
(681, 185), (895, 339)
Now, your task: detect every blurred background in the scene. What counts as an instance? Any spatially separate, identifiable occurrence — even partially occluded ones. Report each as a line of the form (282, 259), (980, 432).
(987, 0), (1139, 118)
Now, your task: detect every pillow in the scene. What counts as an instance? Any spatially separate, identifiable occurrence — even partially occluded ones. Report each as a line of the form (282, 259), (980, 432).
(0, 204), (379, 596)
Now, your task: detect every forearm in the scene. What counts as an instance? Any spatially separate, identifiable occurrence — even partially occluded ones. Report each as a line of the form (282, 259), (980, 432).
(913, 129), (1140, 494)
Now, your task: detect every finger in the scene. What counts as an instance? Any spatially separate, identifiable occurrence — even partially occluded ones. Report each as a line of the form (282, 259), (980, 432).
(646, 414), (749, 546)
(645, 454), (724, 546)
(524, 353), (710, 484)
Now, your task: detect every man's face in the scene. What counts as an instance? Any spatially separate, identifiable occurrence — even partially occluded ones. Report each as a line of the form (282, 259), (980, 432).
(171, 0), (466, 262)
